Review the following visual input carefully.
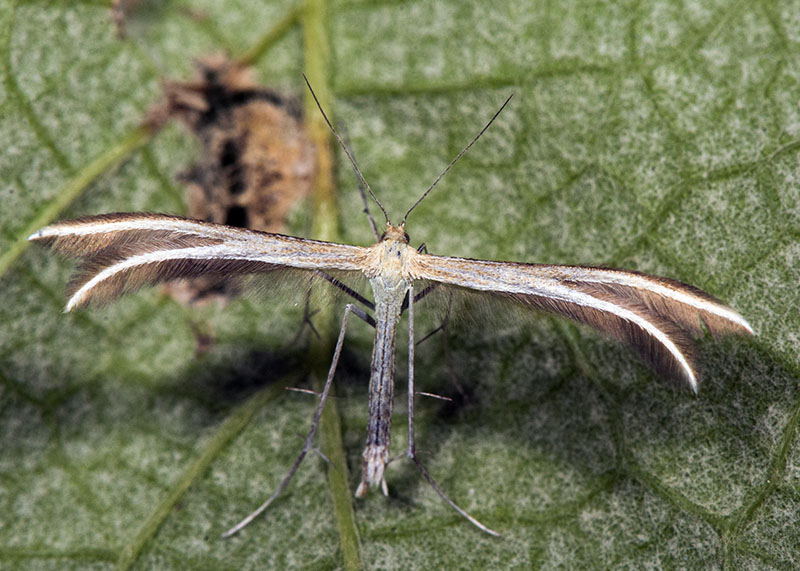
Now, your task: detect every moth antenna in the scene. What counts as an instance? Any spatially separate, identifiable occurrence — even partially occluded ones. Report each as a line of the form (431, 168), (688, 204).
(357, 168), (382, 241)
(303, 74), (390, 226)
(401, 94), (513, 226)
(340, 123), (381, 240)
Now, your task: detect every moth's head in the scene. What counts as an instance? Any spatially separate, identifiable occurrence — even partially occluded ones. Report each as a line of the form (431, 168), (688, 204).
(380, 224), (410, 244)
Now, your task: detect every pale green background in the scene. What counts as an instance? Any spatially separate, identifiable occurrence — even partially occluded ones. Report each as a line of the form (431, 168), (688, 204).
(1, 1), (798, 569)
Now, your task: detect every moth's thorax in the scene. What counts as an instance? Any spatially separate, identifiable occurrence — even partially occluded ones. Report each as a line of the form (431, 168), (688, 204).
(363, 224), (417, 281)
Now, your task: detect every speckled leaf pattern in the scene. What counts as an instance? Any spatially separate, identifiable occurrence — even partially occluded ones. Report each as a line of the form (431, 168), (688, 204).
(1, 1), (798, 569)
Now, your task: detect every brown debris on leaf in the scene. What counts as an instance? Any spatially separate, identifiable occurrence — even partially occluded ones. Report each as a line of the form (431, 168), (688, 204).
(111, 0), (133, 38)
(155, 55), (316, 305)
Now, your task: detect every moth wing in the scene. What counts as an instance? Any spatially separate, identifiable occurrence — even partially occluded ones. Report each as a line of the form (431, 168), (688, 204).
(411, 254), (752, 390)
(29, 213), (370, 311)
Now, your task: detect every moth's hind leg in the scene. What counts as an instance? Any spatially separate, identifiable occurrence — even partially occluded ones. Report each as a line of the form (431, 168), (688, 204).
(221, 302), (368, 538)
(404, 285), (499, 536)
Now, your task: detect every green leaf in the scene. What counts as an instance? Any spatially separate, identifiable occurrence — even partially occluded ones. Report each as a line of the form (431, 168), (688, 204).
(1, 0), (798, 568)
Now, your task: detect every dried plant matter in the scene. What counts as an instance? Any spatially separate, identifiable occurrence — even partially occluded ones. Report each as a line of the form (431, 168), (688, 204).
(160, 56), (315, 233)
(152, 56), (316, 304)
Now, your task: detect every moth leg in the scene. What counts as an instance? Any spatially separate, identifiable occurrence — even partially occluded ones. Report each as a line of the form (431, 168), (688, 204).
(347, 304), (375, 327)
(285, 286), (322, 348)
(405, 285), (499, 537)
(221, 302), (359, 538)
(292, 273), (374, 348)
(415, 291), (451, 346)
(400, 282), (437, 314)
(409, 290), (466, 402)
(336, 122), (382, 241)
(315, 270), (375, 311)
(300, 293), (322, 340)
